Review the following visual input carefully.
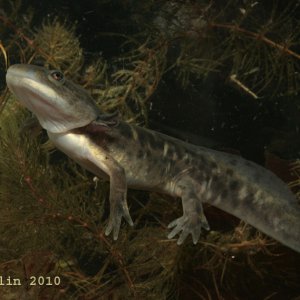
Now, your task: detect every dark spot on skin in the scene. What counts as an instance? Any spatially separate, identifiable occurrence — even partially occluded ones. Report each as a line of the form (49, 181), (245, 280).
(195, 160), (209, 176)
(212, 174), (219, 182)
(161, 157), (170, 166)
(150, 136), (165, 150)
(244, 194), (254, 203)
(147, 141), (156, 152)
(172, 166), (180, 175)
(229, 180), (239, 190)
(138, 132), (147, 147)
(196, 174), (204, 182)
(118, 124), (133, 139)
(195, 201), (203, 213)
(245, 161), (254, 168)
(198, 155), (205, 164)
(160, 168), (166, 177)
(211, 175), (225, 193)
(204, 174), (210, 182)
(226, 169), (234, 176)
(184, 159), (190, 166)
(210, 161), (217, 169)
(174, 149), (183, 161)
(254, 171), (262, 180)
(221, 189), (228, 198)
(137, 150), (143, 158)
(230, 158), (238, 166)
(108, 141), (124, 151)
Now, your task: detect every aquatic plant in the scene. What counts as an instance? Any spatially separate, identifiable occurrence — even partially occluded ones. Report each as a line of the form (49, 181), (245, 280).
(95, 36), (168, 124)
(34, 19), (84, 74)
(149, 0), (300, 98)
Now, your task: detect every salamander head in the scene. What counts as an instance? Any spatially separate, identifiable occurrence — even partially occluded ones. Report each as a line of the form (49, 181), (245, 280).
(6, 64), (101, 133)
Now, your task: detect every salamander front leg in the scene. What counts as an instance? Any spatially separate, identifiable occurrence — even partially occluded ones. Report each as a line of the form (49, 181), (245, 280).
(86, 150), (133, 240)
(167, 189), (210, 245)
(104, 166), (134, 239)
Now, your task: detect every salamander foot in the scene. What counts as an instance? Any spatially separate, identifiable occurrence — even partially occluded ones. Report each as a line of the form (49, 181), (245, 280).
(167, 212), (210, 245)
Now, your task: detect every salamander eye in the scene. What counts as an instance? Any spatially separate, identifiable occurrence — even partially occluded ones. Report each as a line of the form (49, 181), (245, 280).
(49, 70), (65, 84)
(50, 70), (64, 82)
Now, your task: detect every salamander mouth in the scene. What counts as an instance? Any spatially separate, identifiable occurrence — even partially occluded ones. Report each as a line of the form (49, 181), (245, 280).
(6, 73), (59, 114)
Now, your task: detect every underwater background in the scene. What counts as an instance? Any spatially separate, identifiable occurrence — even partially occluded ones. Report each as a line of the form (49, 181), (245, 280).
(0, 0), (300, 299)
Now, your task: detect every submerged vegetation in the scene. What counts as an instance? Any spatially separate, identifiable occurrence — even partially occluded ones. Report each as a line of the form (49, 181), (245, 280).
(0, 0), (300, 299)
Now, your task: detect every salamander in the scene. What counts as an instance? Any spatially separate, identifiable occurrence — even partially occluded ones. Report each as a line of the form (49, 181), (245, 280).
(6, 64), (300, 252)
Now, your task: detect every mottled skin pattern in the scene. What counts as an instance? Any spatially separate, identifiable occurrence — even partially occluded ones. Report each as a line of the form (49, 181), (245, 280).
(64, 120), (300, 252)
(6, 64), (300, 253)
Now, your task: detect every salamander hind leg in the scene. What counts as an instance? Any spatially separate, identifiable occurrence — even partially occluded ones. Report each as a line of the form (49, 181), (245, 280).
(167, 183), (210, 245)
